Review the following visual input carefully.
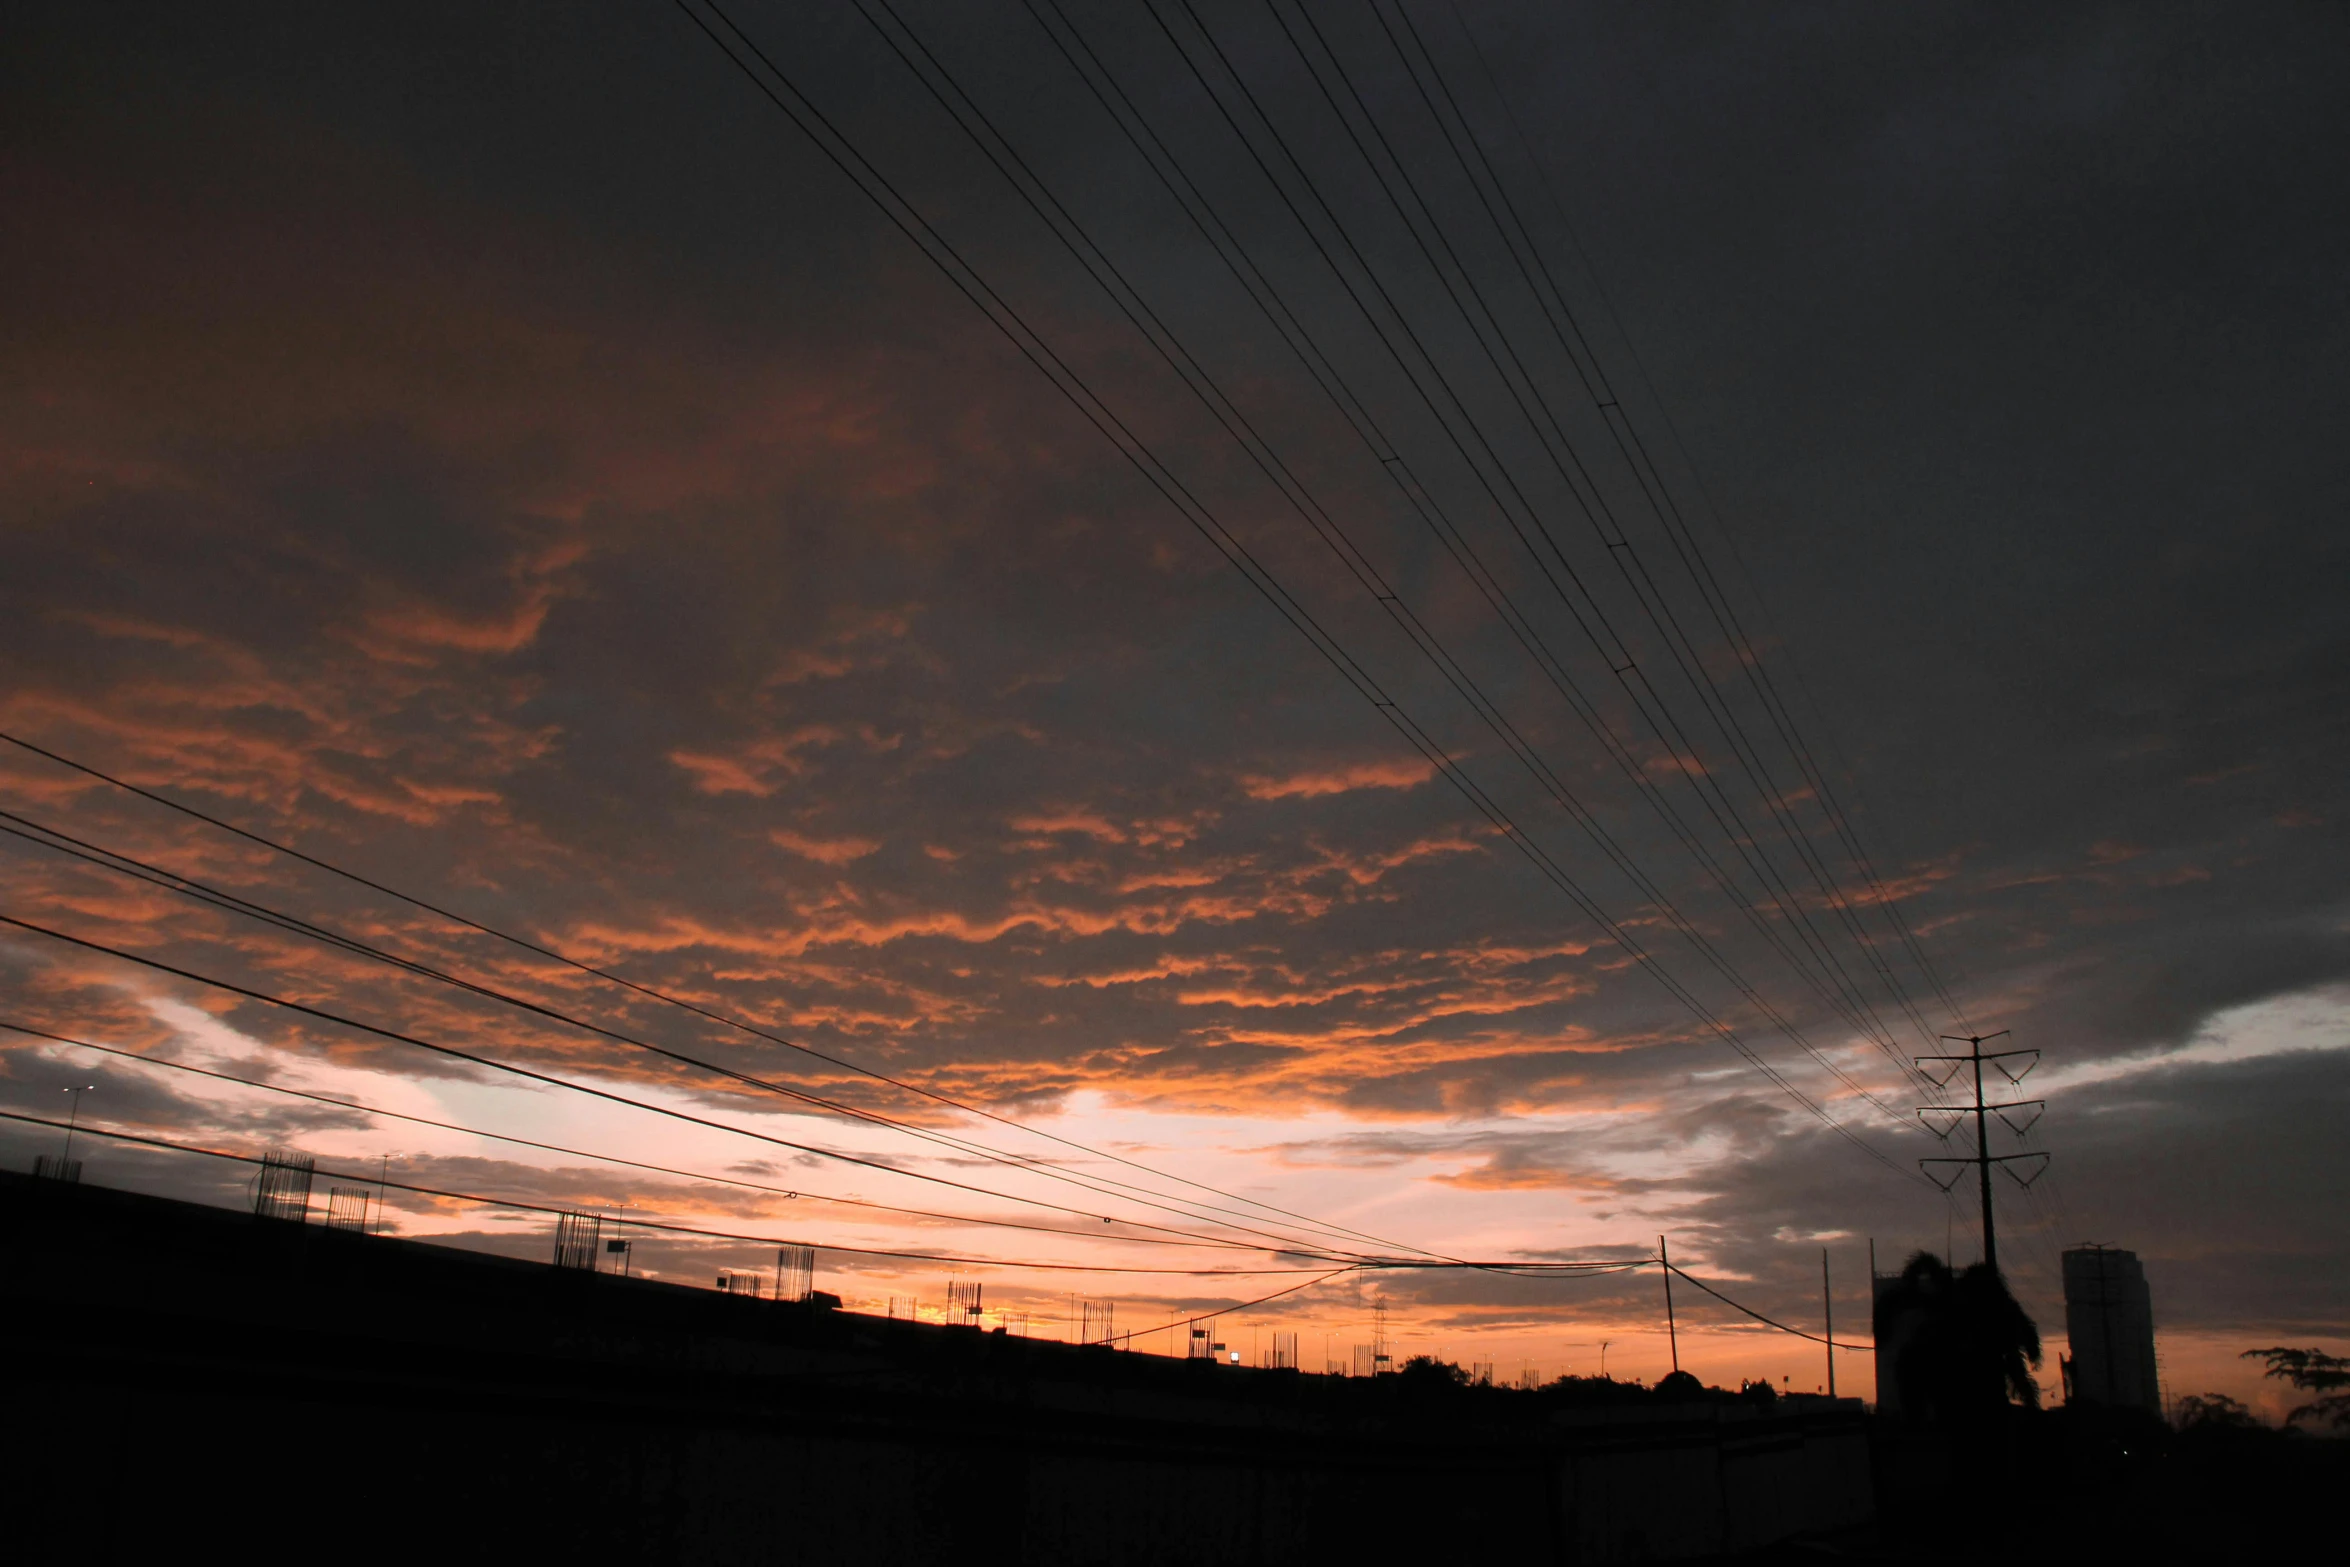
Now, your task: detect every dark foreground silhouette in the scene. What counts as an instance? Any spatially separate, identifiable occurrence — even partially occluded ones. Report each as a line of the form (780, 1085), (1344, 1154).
(10, 1178), (2331, 1564)
(3, 1173), (1869, 1564)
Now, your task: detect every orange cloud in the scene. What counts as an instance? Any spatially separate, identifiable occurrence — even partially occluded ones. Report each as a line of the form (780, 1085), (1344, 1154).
(1427, 1161), (1587, 1192)
(1240, 757), (1435, 800)
(770, 829), (882, 865)
(1008, 810), (1130, 843)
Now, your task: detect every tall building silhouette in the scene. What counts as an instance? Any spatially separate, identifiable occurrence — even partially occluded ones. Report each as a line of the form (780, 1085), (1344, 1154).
(1869, 1264), (1905, 1416)
(2061, 1246), (2160, 1415)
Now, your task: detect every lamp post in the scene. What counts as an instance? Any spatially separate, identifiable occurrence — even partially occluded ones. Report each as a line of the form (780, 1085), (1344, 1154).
(371, 1152), (390, 1235)
(60, 1083), (95, 1162)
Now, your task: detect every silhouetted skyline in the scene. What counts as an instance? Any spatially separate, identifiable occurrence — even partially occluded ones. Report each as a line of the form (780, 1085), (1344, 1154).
(3, 1), (2343, 1418)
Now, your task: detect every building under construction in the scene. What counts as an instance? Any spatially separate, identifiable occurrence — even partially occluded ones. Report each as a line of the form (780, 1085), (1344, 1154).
(2061, 1245), (2161, 1416)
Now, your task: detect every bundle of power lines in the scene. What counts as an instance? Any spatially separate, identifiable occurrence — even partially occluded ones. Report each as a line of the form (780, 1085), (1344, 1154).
(0, 0), (2071, 1352)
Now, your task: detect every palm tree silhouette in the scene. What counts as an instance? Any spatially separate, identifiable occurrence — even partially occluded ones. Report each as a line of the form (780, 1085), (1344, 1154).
(1875, 1252), (2042, 1422)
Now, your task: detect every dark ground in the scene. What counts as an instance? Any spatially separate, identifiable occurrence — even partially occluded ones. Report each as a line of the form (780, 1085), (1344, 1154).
(1727, 1403), (2344, 1565)
(6, 1168), (2331, 1563)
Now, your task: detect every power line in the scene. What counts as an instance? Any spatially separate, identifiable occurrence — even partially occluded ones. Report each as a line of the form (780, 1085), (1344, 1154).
(1261, 0), (1932, 1092)
(0, 909), (1367, 1256)
(1182, 0), (1870, 1035)
(1100, 1263), (1359, 1346)
(0, 734), (1442, 1258)
(1367, 0), (1951, 1073)
(0, 803), (1391, 1258)
(670, 0), (1920, 1180)
(0, 1107), (1333, 1275)
(0, 1088), (1893, 1356)
(1023, 0), (1929, 1127)
(1664, 1262), (1869, 1351)
(1064, 0), (1941, 1162)
(996, 0), (1924, 1129)
(0, 729), (1423, 1261)
(0, 1019), (1294, 1255)
(1430, 0), (1973, 1045)
(0, 0), (1936, 1287)
(0, 1079), (1665, 1279)
(1144, 0), (1925, 1077)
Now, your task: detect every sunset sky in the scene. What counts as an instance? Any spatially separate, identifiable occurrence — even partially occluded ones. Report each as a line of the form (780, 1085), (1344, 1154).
(5, 1), (2344, 1415)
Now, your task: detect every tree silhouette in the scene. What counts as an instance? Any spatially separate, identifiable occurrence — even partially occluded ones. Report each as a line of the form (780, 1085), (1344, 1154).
(1653, 1369), (1704, 1402)
(2242, 1346), (2350, 1432)
(1394, 1354), (1470, 1390)
(1875, 1251), (2042, 1422)
(2176, 1392), (2259, 1430)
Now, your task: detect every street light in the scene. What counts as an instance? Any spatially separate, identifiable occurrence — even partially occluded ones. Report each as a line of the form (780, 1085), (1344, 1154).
(61, 1083), (95, 1163)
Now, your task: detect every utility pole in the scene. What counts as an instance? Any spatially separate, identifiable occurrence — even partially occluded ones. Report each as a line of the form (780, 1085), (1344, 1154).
(1822, 1247), (1836, 1398)
(1659, 1234), (1679, 1374)
(1917, 1032), (2048, 1278)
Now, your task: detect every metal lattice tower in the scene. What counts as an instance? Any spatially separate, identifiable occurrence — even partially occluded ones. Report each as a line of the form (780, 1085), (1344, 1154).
(32, 1154), (82, 1185)
(1917, 1032), (2050, 1277)
(252, 1152), (316, 1223)
(551, 1211), (601, 1270)
(1079, 1299), (1115, 1346)
(324, 1187), (370, 1232)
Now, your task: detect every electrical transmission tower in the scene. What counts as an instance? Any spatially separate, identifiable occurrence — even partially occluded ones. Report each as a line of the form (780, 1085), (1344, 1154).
(1916, 1032), (2049, 1276)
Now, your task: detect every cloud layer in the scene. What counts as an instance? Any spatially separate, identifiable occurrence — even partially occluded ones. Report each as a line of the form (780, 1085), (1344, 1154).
(3, 0), (2344, 1408)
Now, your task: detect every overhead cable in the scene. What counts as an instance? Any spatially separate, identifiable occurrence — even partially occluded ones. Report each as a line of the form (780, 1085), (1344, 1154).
(0, 1108), (1335, 1275)
(1100, 1264), (1359, 1346)
(870, 0), (1917, 1130)
(1024, 0), (1926, 1125)
(670, 0), (1918, 1181)
(0, 1019), (1292, 1254)
(0, 806), (1389, 1258)
(1412, 0), (1976, 1053)
(1253, 0), (1930, 1091)
(0, 740), (1435, 1261)
(1665, 1262), (1868, 1350)
(1436, 0), (1974, 1042)
(0, 910), (1366, 1257)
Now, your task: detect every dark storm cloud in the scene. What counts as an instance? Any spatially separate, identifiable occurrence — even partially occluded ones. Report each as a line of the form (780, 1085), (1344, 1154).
(3, 0), (2344, 1385)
